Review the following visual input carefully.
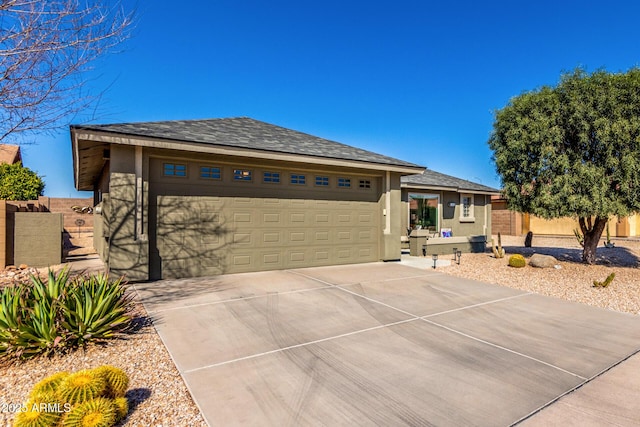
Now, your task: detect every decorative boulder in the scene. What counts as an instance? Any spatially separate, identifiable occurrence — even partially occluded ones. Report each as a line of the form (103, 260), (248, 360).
(529, 253), (558, 268)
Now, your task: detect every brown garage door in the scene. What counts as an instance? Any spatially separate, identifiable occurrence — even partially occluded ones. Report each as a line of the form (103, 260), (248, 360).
(151, 195), (379, 278)
(148, 159), (381, 279)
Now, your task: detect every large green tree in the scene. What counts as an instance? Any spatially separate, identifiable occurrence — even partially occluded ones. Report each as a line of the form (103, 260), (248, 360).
(489, 68), (640, 264)
(0, 162), (44, 200)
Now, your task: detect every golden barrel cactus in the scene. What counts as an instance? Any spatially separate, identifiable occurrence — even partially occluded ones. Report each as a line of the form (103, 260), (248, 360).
(508, 254), (526, 268)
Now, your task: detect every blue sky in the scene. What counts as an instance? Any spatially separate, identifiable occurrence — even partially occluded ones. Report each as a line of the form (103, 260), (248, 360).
(21, 0), (640, 197)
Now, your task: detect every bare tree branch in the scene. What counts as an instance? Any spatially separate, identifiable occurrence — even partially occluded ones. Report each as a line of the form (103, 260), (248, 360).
(0, 0), (133, 143)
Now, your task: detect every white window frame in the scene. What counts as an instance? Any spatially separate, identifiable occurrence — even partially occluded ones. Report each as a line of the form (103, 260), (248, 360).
(459, 193), (475, 222)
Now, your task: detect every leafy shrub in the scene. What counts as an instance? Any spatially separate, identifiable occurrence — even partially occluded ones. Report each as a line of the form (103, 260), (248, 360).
(593, 272), (615, 288)
(508, 254), (526, 268)
(0, 162), (45, 200)
(14, 366), (131, 427)
(0, 267), (134, 360)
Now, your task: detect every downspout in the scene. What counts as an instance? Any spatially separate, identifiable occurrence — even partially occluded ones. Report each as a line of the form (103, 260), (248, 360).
(483, 195), (488, 238)
(384, 171), (391, 234)
(135, 146), (144, 240)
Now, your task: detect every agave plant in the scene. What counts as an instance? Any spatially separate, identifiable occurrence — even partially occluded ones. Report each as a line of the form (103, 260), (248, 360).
(61, 274), (134, 346)
(0, 284), (26, 357)
(10, 268), (72, 358)
(13, 297), (64, 358)
(30, 267), (72, 303)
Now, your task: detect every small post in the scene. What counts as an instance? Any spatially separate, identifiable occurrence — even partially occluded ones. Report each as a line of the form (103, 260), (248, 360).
(432, 253), (438, 269)
(456, 250), (462, 265)
(452, 247), (458, 260)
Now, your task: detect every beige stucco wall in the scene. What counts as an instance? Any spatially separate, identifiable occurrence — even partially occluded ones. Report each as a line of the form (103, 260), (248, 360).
(529, 215), (627, 237)
(402, 190), (491, 240)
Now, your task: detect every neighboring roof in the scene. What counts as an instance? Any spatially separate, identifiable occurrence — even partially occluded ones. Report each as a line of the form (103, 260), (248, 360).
(0, 144), (21, 165)
(72, 117), (423, 170)
(402, 169), (500, 194)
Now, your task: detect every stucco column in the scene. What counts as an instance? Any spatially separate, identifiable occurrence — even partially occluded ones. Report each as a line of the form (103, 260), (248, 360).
(381, 172), (401, 261)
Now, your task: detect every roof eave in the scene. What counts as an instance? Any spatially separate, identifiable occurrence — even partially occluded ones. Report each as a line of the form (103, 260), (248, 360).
(401, 182), (500, 195)
(72, 129), (425, 175)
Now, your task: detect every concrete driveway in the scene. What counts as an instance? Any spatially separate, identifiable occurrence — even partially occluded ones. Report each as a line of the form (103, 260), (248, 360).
(134, 262), (640, 426)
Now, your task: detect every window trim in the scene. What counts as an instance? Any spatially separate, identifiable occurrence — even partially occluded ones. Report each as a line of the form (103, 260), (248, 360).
(459, 193), (475, 222)
(163, 162), (187, 178)
(263, 171), (281, 184)
(408, 192), (440, 232)
(358, 179), (372, 189)
(337, 177), (351, 188)
(315, 175), (330, 187)
(290, 173), (306, 185)
(199, 165), (222, 180)
(233, 168), (253, 182)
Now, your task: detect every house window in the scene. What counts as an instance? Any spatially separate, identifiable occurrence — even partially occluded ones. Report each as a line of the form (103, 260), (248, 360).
(315, 176), (329, 186)
(460, 194), (475, 222)
(200, 166), (221, 179)
(263, 171), (280, 183)
(359, 179), (371, 189)
(163, 163), (187, 177)
(290, 174), (306, 185)
(337, 177), (351, 188)
(408, 193), (439, 231)
(233, 169), (252, 181)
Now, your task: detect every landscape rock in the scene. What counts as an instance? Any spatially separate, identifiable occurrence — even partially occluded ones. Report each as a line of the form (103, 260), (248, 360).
(529, 253), (558, 268)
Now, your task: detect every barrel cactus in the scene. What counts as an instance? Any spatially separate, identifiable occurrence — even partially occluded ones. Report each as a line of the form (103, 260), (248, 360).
(15, 366), (131, 427)
(13, 403), (62, 427)
(57, 369), (107, 405)
(62, 397), (116, 427)
(93, 365), (129, 398)
(112, 397), (129, 422)
(30, 372), (70, 398)
(508, 254), (526, 268)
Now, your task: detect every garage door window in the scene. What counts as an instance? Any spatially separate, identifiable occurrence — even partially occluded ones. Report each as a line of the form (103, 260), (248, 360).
(200, 166), (221, 180)
(291, 174), (306, 185)
(163, 163), (187, 177)
(315, 176), (329, 186)
(263, 171), (280, 183)
(359, 179), (371, 189)
(234, 169), (252, 181)
(337, 177), (351, 188)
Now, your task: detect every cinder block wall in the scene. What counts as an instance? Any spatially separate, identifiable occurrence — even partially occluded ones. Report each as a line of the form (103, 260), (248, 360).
(48, 197), (94, 237)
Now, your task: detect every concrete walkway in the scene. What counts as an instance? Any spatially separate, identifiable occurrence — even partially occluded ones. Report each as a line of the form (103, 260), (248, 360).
(134, 262), (640, 426)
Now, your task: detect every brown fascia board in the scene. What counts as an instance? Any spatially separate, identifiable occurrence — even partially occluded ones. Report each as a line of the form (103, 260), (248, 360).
(402, 182), (501, 195)
(71, 128), (425, 175)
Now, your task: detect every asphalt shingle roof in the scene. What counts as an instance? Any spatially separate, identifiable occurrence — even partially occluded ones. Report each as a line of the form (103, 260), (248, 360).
(73, 117), (423, 169)
(402, 169), (500, 194)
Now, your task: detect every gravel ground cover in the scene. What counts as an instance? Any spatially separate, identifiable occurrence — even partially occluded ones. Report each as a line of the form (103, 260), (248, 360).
(1, 235), (638, 426)
(445, 235), (640, 315)
(0, 287), (207, 426)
